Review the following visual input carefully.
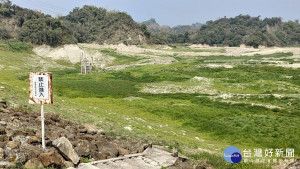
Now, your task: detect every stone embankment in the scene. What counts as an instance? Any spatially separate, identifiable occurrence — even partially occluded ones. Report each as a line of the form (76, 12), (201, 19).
(0, 101), (196, 169)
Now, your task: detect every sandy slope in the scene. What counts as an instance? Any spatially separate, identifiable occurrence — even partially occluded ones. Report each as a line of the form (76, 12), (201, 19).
(33, 44), (300, 70)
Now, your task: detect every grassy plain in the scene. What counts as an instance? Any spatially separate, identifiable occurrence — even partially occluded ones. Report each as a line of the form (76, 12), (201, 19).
(0, 42), (299, 169)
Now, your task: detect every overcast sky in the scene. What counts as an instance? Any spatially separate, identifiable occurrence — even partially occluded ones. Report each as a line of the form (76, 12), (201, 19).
(10, 0), (300, 27)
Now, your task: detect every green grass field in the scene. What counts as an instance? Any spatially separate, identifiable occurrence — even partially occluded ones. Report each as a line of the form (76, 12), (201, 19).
(1, 42), (299, 169)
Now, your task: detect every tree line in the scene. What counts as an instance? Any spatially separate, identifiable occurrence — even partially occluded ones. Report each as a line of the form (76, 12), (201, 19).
(146, 15), (300, 47)
(0, 0), (146, 46)
(1, 0), (300, 47)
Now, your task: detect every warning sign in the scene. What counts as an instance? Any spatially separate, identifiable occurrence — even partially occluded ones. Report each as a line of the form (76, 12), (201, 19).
(29, 72), (53, 104)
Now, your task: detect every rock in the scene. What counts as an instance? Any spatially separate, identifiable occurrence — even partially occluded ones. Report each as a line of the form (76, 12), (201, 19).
(95, 138), (109, 148)
(12, 135), (28, 145)
(20, 144), (42, 159)
(138, 147), (144, 153)
(0, 148), (4, 161)
(49, 131), (61, 140)
(74, 140), (97, 157)
(97, 129), (106, 135)
(49, 114), (60, 123)
(99, 147), (119, 158)
(0, 135), (8, 142)
(65, 126), (73, 131)
(1, 109), (10, 113)
(78, 134), (95, 141)
(0, 161), (15, 168)
(91, 151), (108, 160)
(0, 142), (7, 148)
(35, 131), (42, 140)
(143, 148), (178, 168)
(142, 143), (152, 150)
(66, 133), (76, 141)
(4, 148), (18, 162)
(79, 128), (87, 133)
(285, 158), (300, 169)
(0, 125), (5, 135)
(27, 136), (39, 144)
(15, 151), (28, 163)
(0, 121), (6, 126)
(64, 161), (74, 168)
(118, 148), (129, 156)
(7, 129), (26, 138)
(6, 141), (21, 149)
(39, 151), (64, 168)
(52, 137), (79, 165)
(168, 158), (195, 169)
(75, 147), (90, 157)
(124, 126), (132, 131)
(25, 158), (44, 169)
(84, 124), (98, 135)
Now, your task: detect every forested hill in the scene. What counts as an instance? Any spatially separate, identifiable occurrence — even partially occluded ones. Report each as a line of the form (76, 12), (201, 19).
(1, 0), (300, 47)
(0, 0), (76, 46)
(194, 15), (300, 47)
(61, 6), (147, 45)
(0, 0), (147, 46)
(147, 15), (300, 47)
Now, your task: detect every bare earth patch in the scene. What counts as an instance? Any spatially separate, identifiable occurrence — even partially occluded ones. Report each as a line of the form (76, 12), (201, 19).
(141, 77), (217, 95)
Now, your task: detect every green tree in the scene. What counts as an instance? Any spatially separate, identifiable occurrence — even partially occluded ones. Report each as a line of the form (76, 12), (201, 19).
(0, 28), (11, 39)
(246, 36), (262, 48)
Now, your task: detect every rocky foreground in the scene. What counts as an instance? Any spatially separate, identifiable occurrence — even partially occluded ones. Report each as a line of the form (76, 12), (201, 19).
(0, 102), (196, 169)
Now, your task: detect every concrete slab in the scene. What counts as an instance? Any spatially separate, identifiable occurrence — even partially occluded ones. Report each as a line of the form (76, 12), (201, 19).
(95, 156), (161, 169)
(78, 148), (178, 169)
(143, 147), (178, 167)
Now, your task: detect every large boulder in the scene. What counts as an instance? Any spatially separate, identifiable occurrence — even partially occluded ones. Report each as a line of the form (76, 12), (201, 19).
(39, 151), (64, 168)
(24, 158), (44, 169)
(52, 137), (79, 165)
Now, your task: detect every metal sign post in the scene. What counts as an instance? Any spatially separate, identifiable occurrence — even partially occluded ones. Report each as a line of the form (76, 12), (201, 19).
(29, 72), (53, 150)
(41, 103), (45, 149)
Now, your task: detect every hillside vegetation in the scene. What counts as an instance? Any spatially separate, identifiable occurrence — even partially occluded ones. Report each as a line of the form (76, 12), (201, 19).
(62, 6), (146, 45)
(0, 0), (146, 46)
(1, 0), (300, 47)
(146, 15), (300, 47)
(194, 15), (300, 47)
(0, 0), (76, 46)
